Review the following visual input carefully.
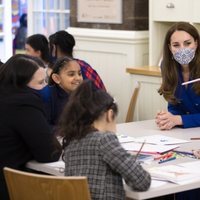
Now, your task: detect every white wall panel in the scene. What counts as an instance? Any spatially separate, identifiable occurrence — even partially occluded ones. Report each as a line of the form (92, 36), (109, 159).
(67, 28), (149, 122)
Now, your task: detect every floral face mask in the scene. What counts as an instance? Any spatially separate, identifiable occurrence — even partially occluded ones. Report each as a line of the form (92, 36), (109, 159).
(173, 48), (195, 65)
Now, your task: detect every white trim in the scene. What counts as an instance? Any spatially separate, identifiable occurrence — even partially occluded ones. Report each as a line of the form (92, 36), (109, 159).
(32, 10), (70, 13)
(67, 27), (149, 43)
(2, 0), (12, 61)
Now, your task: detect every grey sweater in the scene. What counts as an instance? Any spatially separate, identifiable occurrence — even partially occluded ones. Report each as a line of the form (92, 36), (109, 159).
(64, 131), (151, 200)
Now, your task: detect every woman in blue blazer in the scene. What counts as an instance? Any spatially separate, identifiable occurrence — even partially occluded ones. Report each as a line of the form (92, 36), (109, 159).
(156, 22), (200, 129)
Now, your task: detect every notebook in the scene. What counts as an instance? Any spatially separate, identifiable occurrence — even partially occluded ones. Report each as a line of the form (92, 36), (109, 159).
(148, 162), (200, 184)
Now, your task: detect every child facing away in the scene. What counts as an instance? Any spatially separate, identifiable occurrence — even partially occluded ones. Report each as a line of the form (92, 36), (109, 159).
(58, 80), (151, 200)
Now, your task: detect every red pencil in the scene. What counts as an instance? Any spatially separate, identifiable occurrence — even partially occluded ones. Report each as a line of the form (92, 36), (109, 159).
(154, 151), (173, 160)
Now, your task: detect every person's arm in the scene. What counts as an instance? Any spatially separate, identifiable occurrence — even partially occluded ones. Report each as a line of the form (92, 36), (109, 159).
(181, 114), (200, 128)
(13, 102), (62, 162)
(168, 102), (200, 128)
(99, 133), (151, 191)
(76, 59), (106, 91)
(192, 149), (200, 158)
(168, 103), (185, 115)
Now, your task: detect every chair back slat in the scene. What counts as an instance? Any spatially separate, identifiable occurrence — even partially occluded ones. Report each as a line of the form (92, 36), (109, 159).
(125, 82), (140, 122)
(4, 167), (91, 200)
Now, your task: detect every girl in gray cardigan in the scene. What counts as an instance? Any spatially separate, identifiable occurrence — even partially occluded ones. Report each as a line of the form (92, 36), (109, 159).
(58, 80), (151, 200)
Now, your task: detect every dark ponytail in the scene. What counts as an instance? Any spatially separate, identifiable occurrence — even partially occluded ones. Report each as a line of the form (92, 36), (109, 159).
(58, 80), (118, 148)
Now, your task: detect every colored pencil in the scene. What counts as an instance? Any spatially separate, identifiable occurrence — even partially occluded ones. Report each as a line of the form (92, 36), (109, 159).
(134, 140), (146, 161)
(158, 156), (176, 164)
(190, 138), (200, 140)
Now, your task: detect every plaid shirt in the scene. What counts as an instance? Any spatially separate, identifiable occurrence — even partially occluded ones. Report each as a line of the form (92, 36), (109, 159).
(64, 132), (151, 200)
(76, 59), (106, 91)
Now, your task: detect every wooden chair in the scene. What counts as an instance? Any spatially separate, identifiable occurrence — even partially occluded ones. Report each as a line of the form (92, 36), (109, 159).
(125, 81), (140, 122)
(3, 167), (91, 200)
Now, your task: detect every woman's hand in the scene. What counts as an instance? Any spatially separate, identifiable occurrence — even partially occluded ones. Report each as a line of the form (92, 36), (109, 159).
(192, 150), (200, 159)
(155, 110), (183, 130)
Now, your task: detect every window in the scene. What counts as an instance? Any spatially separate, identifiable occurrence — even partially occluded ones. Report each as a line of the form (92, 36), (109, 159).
(28, 0), (70, 36)
(0, 0), (12, 62)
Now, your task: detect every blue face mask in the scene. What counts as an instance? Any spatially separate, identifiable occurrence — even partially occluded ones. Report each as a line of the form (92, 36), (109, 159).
(173, 48), (195, 65)
(27, 86), (50, 102)
(27, 87), (44, 96)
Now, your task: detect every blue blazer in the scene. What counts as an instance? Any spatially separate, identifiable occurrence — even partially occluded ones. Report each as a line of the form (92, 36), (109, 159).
(168, 67), (200, 128)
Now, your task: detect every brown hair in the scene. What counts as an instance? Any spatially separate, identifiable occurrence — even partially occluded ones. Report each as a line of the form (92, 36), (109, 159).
(158, 22), (200, 104)
(58, 80), (118, 148)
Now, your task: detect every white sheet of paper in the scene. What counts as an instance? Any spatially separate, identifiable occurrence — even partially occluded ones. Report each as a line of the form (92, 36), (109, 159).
(134, 134), (189, 145)
(117, 134), (136, 143)
(26, 160), (65, 176)
(121, 142), (179, 154)
(44, 161), (65, 168)
(148, 161), (200, 184)
(177, 160), (200, 171)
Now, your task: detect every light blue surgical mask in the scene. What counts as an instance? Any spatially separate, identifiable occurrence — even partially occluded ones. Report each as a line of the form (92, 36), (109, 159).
(173, 48), (195, 65)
